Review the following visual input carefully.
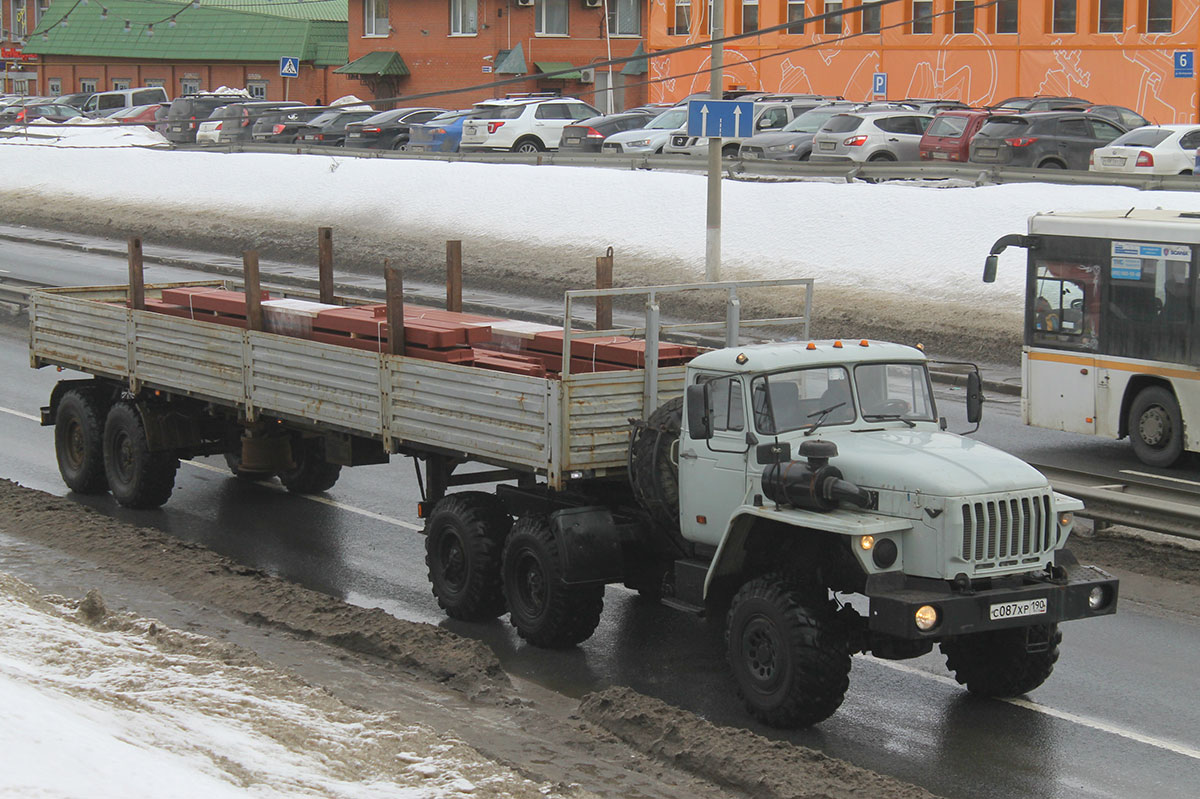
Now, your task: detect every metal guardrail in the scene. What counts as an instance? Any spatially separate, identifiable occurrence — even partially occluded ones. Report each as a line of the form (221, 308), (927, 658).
(191, 142), (1200, 193)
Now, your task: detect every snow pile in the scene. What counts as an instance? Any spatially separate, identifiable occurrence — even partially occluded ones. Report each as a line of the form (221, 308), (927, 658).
(3, 131), (1200, 308)
(0, 573), (556, 799)
(0, 118), (167, 147)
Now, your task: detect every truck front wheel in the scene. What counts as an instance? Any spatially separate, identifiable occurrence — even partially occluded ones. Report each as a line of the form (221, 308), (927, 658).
(726, 575), (850, 728)
(54, 389), (110, 494)
(424, 492), (511, 621)
(279, 437), (341, 494)
(102, 402), (179, 509)
(502, 516), (603, 648)
(941, 623), (1061, 697)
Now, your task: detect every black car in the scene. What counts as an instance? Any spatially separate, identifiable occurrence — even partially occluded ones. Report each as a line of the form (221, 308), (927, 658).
(990, 95), (1091, 112)
(295, 109), (378, 146)
(165, 93), (251, 143)
(209, 101), (305, 144)
(558, 111), (655, 154)
(251, 106), (330, 143)
(969, 111), (1127, 170)
(343, 107), (445, 150)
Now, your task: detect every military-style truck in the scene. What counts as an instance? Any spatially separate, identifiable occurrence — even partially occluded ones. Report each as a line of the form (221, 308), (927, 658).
(30, 277), (1118, 727)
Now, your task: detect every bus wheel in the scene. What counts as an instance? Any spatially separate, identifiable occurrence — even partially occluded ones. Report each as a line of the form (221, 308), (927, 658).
(1129, 386), (1185, 467)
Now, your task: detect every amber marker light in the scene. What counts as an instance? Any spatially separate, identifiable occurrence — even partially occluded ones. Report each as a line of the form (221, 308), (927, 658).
(859, 535), (875, 550)
(915, 605), (939, 631)
(806, 342), (817, 350)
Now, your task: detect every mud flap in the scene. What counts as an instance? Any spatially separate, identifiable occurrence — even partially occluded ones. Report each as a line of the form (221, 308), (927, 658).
(550, 506), (623, 585)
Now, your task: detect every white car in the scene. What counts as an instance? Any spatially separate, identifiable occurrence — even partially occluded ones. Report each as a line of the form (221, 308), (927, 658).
(1089, 124), (1200, 175)
(459, 96), (600, 153)
(601, 106), (687, 154)
(194, 108), (227, 145)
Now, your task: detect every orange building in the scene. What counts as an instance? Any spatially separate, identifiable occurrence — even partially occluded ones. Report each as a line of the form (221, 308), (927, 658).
(646, 0), (1198, 122)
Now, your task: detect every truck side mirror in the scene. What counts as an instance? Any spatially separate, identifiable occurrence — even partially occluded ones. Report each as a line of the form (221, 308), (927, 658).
(966, 371), (984, 424)
(685, 383), (712, 440)
(983, 255), (998, 283)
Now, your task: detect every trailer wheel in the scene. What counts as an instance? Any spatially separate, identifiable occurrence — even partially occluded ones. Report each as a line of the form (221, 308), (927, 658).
(424, 492), (511, 621)
(102, 402), (179, 509)
(1128, 386), (1185, 467)
(502, 516), (604, 648)
(726, 575), (850, 728)
(279, 437), (341, 494)
(54, 389), (110, 494)
(941, 624), (1061, 697)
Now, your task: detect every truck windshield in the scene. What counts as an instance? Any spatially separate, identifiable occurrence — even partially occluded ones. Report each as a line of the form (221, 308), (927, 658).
(853, 363), (935, 422)
(750, 367), (856, 434)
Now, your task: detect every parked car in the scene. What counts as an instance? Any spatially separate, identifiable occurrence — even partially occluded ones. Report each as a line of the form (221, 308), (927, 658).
(199, 101), (305, 144)
(0, 101), (83, 125)
(294, 108), (377, 146)
(918, 109), (993, 162)
(195, 106), (230, 145)
(407, 109), (489, 153)
(558, 111), (655, 154)
(991, 95), (1091, 112)
(54, 92), (95, 112)
(1085, 105), (1151, 130)
(460, 96), (600, 153)
(600, 105), (688, 154)
(165, 92), (251, 143)
(106, 103), (166, 129)
(81, 87), (169, 117)
(903, 98), (972, 114)
(665, 95), (830, 157)
(969, 111), (1127, 170)
(738, 102), (874, 161)
(251, 106), (329, 143)
(809, 110), (934, 163)
(1089, 124), (1200, 175)
(343, 107), (445, 150)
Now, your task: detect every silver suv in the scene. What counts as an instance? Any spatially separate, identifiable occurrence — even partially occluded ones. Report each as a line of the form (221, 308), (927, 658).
(809, 110), (933, 163)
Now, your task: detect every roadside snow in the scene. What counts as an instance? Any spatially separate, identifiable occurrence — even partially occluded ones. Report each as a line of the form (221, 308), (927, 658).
(0, 572), (556, 799)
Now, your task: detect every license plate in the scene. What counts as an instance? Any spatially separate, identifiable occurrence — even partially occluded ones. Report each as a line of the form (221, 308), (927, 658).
(819, 141), (834, 150)
(564, 137), (580, 144)
(989, 597), (1047, 621)
(976, 147), (997, 157)
(1102, 156), (1124, 166)
(347, 133), (361, 138)
(932, 151), (949, 159)
(409, 145), (425, 152)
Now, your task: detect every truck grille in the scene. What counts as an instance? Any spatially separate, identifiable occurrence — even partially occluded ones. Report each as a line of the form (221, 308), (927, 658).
(959, 492), (1054, 571)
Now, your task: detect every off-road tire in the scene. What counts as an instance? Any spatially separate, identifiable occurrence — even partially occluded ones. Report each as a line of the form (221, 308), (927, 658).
(54, 389), (110, 494)
(941, 624), (1061, 697)
(424, 492), (512, 621)
(1128, 386), (1185, 467)
(628, 396), (687, 551)
(726, 575), (850, 728)
(502, 516), (604, 648)
(279, 437), (341, 494)
(102, 402), (179, 509)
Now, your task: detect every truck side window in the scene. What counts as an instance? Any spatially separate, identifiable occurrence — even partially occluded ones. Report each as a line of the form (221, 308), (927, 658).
(701, 375), (745, 432)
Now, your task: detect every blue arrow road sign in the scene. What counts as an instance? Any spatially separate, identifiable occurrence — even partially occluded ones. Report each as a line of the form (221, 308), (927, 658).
(279, 57), (300, 78)
(687, 99), (754, 138)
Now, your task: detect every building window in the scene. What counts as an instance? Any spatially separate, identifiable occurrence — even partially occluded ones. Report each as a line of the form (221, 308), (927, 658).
(742, 0), (759, 31)
(995, 0), (1018, 32)
(609, 0), (640, 34)
(673, 0), (691, 33)
(112, 79), (131, 90)
(785, 0), (804, 33)
(13, 0), (28, 35)
(48, 77), (62, 95)
(952, 0), (972, 31)
(14, 79), (28, 94)
(364, 0), (389, 36)
(1096, 0), (1121, 31)
(825, 0), (842, 33)
(911, 0), (932, 33)
(248, 81), (268, 99)
(450, 0), (477, 34)
(536, 0), (568, 35)
(1051, 0), (1075, 33)
(862, 0), (881, 32)
(1147, 0), (1172, 32)
(79, 79), (97, 92)
(145, 78), (165, 88)
(181, 78), (200, 95)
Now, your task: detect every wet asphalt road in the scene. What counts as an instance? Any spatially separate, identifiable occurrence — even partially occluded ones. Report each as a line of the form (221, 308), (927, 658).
(2, 243), (1199, 798)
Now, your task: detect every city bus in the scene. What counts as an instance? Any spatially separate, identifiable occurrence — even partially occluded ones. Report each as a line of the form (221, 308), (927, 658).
(985, 209), (1200, 467)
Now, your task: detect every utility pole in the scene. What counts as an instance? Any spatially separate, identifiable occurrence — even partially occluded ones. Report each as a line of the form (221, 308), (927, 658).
(704, 1), (725, 282)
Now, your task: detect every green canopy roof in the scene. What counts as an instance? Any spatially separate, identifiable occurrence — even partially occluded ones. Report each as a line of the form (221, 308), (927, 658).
(493, 43), (526, 75)
(333, 50), (410, 77)
(621, 44), (648, 76)
(534, 62), (581, 81)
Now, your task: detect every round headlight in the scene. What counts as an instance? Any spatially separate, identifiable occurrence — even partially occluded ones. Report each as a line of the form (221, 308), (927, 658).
(915, 605), (939, 631)
(1088, 585), (1109, 610)
(872, 538), (898, 569)
(1059, 512), (1074, 529)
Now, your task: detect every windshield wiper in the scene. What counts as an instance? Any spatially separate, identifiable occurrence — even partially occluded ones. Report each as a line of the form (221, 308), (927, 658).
(804, 402), (845, 436)
(861, 413), (916, 428)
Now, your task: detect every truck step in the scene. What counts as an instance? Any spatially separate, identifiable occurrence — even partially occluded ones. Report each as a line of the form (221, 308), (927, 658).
(661, 597), (705, 616)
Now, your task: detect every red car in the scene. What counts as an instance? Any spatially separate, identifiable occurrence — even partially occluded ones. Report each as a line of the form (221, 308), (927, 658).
(918, 109), (993, 162)
(108, 103), (166, 128)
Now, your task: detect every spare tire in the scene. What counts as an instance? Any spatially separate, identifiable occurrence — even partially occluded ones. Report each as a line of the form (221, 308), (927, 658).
(628, 396), (692, 557)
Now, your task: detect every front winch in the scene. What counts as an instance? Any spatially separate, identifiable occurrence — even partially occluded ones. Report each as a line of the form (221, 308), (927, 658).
(761, 440), (873, 511)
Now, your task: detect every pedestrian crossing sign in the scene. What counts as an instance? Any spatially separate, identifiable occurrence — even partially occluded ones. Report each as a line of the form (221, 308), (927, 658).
(279, 57), (300, 78)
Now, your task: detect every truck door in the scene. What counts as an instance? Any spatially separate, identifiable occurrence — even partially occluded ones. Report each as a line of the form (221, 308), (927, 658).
(679, 374), (751, 548)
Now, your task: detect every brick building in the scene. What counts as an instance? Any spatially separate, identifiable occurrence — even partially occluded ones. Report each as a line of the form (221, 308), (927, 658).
(22, 0), (353, 103)
(338, 0), (649, 110)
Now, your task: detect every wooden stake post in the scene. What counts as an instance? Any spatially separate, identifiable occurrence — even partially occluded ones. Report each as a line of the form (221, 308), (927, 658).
(385, 260), (405, 356)
(243, 250), (263, 332)
(127, 236), (144, 311)
(446, 240), (462, 313)
(318, 227), (334, 304)
(596, 246), (613, 331)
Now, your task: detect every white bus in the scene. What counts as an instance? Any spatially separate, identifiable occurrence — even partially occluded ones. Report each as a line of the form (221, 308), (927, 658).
(985, 209), (1200, 467)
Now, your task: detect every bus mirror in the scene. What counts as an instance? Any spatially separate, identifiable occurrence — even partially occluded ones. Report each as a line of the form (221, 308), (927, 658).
(983, 255), (998, 283)
(966, 372), (984, 424)
(686, 383), (713, 440)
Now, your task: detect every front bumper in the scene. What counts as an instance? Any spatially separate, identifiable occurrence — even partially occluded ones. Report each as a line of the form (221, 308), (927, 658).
(866, 554), (1117, 639)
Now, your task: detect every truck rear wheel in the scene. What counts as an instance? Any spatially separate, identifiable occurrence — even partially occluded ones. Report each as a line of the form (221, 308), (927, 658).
(54, 389), (110, 494)
(424, 492), (511, 621)
(941, 623), (1061, 697)
(726, 575), (850, 728)
(102, 402), (179, 509)
(502, 516), (603, 648)
(279, 437), (341, 494)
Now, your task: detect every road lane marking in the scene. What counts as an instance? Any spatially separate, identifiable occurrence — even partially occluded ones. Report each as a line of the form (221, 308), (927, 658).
(863, 655), (1200, 761)
(183, 459), (423, 531)
(1120, 469), (1200, 488)
(0, 405), (41, 422)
